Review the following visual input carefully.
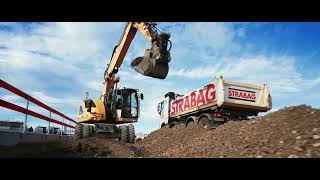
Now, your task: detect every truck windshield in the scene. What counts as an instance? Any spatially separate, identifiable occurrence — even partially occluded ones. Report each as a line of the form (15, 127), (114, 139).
(158, 101), (164, 114)
(121, 89), (139, 118)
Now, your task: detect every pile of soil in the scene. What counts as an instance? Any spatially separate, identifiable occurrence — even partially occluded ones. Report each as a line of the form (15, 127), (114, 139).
(136, 124), (208, 157)
(137, 105), (320, 158)
(69, 137), (144, 158)
(1, 105), (319, 158)
(0, 138), (145, 158)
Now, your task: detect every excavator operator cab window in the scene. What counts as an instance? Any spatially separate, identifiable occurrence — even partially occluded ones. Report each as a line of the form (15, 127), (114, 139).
(120, 89), (139, 118)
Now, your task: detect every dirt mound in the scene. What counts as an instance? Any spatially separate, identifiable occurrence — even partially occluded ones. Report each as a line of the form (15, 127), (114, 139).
(137, 105), (320, 158)
(136, 124), (208, 157)
(1, 105), (318, 158)
(69, 137), (144, 158)
(0, 138), (145, 158)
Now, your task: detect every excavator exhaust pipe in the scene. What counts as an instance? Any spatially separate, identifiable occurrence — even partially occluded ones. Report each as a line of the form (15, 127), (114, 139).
(131, 32), (171, 79)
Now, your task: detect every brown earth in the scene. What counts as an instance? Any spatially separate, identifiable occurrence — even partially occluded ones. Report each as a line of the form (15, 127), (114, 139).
(0, 142), (80, 158)
(0, 138), (145, 158)
(137, 104), (320, 158)
(69, 137), (145, 158)
(1, 105), (319, 158)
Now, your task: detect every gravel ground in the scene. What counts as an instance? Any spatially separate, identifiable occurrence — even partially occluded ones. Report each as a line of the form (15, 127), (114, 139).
(1, 105), (319, 158)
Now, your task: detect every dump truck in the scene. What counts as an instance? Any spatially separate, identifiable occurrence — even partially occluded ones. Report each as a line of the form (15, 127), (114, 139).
(157, 76), (272, 128)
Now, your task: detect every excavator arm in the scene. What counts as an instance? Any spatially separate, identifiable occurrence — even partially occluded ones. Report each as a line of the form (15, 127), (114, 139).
(78, 22), (171, 129)
(101, 22), (172, 102)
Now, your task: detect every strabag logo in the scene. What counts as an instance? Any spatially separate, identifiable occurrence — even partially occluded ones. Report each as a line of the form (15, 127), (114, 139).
(170, 84), (216, 116)
(228, 88), (256, 102)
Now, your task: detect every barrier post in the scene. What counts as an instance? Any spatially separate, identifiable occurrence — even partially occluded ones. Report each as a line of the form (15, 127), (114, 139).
(61, 118), (64, 136)
(23, 98), (30, 133)
(47, 111), (51, 135)
(69, 120), (71, 135)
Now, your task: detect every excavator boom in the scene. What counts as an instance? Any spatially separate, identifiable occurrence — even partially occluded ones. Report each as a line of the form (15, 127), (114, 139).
(76, 22), (172, 142)
(105, 22), (171, 79)
(131, 22), (171, 78)
(102, 22), (172, 101)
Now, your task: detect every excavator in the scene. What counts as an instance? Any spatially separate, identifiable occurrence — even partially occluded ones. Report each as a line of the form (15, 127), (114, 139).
(76, 22), (172, 143)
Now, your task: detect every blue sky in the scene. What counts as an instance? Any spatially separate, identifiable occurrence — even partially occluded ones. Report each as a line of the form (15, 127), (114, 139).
(0, 22), (320, 134)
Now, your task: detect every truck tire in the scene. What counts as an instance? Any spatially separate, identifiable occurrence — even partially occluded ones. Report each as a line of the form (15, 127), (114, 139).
(127, 124), (135, 144)
(75, 124), (83, 140)
(186, 121), (194, 127)
(119, 125), (128, 142)
(83, 125), (90, 138)
(169, 121), (178, 128)
(198, 116), (210, 129)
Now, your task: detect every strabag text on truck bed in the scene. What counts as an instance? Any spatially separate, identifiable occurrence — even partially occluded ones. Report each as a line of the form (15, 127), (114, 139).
(171, 84), (216, 116)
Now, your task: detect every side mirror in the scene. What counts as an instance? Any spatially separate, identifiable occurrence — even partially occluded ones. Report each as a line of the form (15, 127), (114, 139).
(157, 103), (161, 114)
(140, 93), (144, 100)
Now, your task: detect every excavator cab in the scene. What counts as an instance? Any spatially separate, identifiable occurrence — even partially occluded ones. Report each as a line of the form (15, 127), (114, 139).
(131, 32), (172, 79)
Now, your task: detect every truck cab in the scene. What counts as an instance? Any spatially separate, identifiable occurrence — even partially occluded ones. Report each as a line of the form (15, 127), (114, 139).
(158, 92), (183, 127)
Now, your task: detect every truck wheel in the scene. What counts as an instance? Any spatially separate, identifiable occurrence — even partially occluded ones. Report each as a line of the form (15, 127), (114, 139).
(75, 124), (83, 140)
(127, 124), (135, 144)
(169, 121), (178, 128)
(119, 125), (128, 142)
(83, 125), (90, 138)
(198, 117), (210, 129)
(186, 121), (194, 128)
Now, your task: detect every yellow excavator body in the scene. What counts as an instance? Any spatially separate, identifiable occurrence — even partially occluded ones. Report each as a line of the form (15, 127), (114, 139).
(77, 99), (106, 123)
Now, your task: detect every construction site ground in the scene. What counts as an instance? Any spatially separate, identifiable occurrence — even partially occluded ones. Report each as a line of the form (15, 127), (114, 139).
(1, 105), (319, 158)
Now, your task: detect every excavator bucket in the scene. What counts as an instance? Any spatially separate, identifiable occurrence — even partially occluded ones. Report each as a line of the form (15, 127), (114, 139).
(131, 32), (171, 79)
(131, 48), (170, 79)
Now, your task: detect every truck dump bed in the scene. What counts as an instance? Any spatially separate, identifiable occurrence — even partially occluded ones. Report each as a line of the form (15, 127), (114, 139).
(170, 76), (272, 117)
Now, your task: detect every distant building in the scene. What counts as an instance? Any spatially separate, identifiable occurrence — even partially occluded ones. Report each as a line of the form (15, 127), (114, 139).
(35, 126), (48, 134)
(0, 120), (24, 132)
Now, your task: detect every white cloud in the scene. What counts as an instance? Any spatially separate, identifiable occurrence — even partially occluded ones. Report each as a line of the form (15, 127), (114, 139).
(31, 91), (78, 106)
(166, 22), (242, 66)
(176, 22), (235, 49)
(1, 94), (22, 102)
(0, 22), (124, 61)
(170, 55), (320, 94)
(84, 81), (103, 92)
(1, 22), (320, 133)
(0, 22), (16, 26)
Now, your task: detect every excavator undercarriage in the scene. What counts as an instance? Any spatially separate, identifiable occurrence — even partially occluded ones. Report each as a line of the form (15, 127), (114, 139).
(75, 123), (135, 143)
